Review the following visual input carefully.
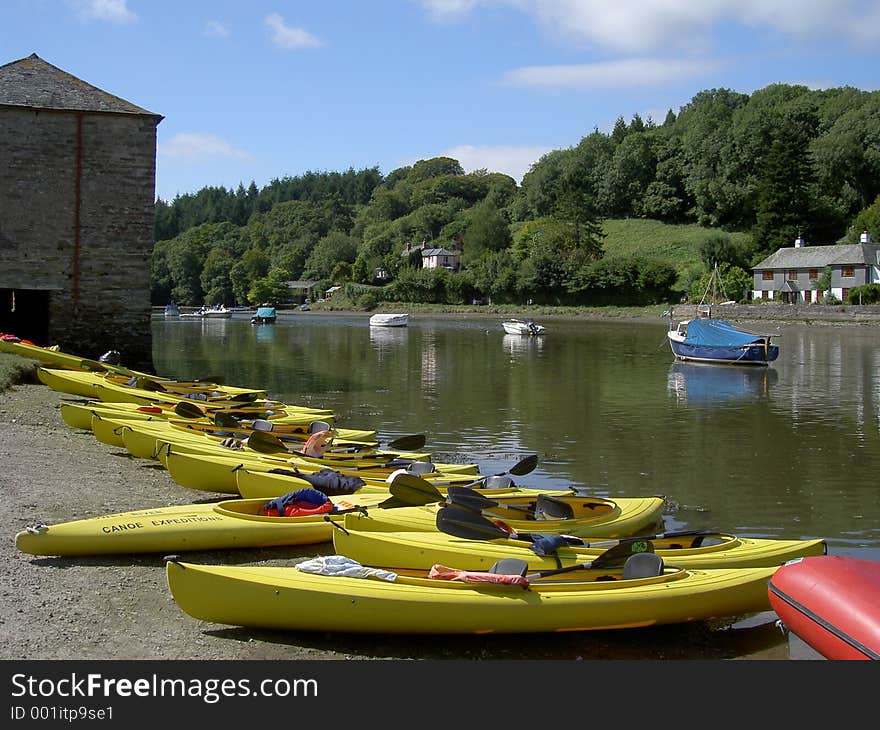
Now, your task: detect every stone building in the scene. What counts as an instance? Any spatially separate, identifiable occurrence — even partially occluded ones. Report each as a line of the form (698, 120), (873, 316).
(0, 54), (162, 371)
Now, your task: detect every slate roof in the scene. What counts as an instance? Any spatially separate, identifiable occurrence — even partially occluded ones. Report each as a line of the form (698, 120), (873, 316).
(422, 248), (459, 257)
(0, 53), (162, 118)
(753, 244), (880, 270)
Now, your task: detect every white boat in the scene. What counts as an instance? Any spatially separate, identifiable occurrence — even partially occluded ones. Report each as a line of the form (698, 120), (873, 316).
(163, 303), (179, 318)
(502, 318), (546, 336)
(369, 313), (409, 328)
(179, 305), (232, 320)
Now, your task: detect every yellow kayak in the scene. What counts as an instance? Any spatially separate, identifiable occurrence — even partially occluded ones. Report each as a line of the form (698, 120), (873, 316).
(337, 488), (667, 539)
(333, 506), (828, 570)
(161, 447), (479, 495)
(164, 553), (776, 634)
(37, 366), (271, 403)
(90, 413), (375, 451)
(60, 399), (338, 434)
(15, 492), (392, 557)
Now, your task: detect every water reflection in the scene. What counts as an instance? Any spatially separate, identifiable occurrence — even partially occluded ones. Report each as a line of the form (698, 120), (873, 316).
(252, 323), (276, 344)
(502, 333), (545, 357)
(667, 362), (777, 405)
(153, 316), (880, 559)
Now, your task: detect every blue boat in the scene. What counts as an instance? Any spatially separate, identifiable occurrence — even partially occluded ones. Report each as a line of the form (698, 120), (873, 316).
(250, 306), (277, 325)
(667, 313), (779, 366)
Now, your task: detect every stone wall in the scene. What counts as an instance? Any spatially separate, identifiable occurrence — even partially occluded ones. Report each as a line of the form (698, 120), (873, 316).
(0, 107), (157, 370)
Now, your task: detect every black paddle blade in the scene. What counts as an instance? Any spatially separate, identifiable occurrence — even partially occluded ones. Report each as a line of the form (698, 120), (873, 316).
(386, 434), (427, 451)
(388, 473), (444, 506)
(174, 401), (206, 419)
(508, 454), (539, 476)
(135, 376), (166, 392)
(213, 412), (242, 428)
(245, 429), (288, 454)
(529, 540), (655, 579)
(435, 506), (511, 540)
(591, 538), (654, 569)
(445, 486), (500, 511)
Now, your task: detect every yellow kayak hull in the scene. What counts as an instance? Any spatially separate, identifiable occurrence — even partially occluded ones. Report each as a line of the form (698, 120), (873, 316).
(333, 520), (828, 571)
(14, 494), (388, 556)
(162, 447), (479, 495)
(165, 559), (776, 634)
(340, 494), (667, 539)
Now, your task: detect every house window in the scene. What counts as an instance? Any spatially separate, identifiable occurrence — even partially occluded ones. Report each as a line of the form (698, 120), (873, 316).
(842, 266), (855, 278)
(761, 271), (774, 281)
(808, 269), (818, 280)
(787, 270), (797, 281)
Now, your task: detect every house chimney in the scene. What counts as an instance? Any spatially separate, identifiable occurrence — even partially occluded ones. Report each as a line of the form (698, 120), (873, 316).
(794, 231), (806, 247)
(860, 229), (872, 244)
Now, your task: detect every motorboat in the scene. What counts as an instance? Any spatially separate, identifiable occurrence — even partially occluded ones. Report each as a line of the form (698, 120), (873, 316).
(369, 313), (409, 327)
(251, 306), (277, 324)
(202, 305), (232, 319)
(502, 318), (546, 336)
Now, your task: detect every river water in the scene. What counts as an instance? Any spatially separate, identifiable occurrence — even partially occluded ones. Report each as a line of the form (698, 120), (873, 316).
(152, 312), (880, 659)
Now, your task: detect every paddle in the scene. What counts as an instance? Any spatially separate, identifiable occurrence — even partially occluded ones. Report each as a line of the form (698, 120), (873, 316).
(174, 401), (208, 419)
(436, 505), (716, 546)
(346, 433), (427, 453)
(246, 429), (422, 463)
(526, 539), (655, 579)
(387, 473), (445, 505)
(439, 454), (540, 488)
(467, 536), (656, 582)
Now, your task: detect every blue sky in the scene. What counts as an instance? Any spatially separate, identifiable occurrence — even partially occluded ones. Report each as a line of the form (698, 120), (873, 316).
(4, 0), (878, 201)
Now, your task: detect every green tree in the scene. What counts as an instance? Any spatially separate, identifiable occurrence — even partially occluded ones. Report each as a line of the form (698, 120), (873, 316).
(460, 201), (510, 265)
(751, 107), (820, 258)
(302, 231), (359, 280)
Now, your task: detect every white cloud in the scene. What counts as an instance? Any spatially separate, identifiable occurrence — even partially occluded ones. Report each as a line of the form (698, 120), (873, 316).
(204, 20), (229, 38)
(419, 0), (480, 21)
(69, 0), (136, 24)
(440, 144), (553, 182)
(159, 133), (252, 162)
(264, 13), (322, 49)
(502, 58), (714, 90)
(421, 0), (878, 53)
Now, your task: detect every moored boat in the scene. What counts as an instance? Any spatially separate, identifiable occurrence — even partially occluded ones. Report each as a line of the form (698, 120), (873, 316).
(667, 314), (779, 366)
(250, 306), (276, 324)
(164, 552), (777, 634)
(768, 555), (880, 660)
(501, 319), (546, 336)
(369, 313), (408, 327)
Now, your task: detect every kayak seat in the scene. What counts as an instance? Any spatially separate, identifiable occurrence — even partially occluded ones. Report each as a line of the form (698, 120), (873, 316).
(534, 494), (575, 521)
(251, 419), (274, 431)
(482, 475), (513, 490)
(622, 553), (665, 580)
(692, 535), (725, 547)
(309, 421), (332, 434)
(488, 558), (529, 577)
(406, 461), (435, 476)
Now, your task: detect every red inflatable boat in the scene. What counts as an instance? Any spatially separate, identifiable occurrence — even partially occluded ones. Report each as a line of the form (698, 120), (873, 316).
(768, 555), (880, 660)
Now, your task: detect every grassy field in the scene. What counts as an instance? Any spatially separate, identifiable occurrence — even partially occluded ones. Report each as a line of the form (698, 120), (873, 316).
(600, 218), (751, 288)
